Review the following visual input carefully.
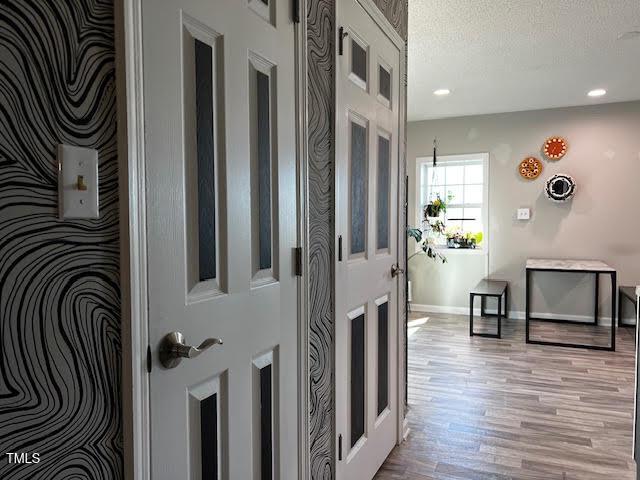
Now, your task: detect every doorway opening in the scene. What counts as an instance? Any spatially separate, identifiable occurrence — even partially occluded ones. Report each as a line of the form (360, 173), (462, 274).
(383, 1), (640, 479)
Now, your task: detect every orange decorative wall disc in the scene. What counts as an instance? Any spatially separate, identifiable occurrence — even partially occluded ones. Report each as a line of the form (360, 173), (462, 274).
(543, 136), (568, 160)
(519, 157), (543, 180)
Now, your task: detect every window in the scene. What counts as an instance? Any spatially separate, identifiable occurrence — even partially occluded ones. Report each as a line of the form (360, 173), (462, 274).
(416, 153), (488, 250)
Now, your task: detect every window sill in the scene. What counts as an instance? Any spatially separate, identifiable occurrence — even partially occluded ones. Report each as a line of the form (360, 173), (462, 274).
(435, 246), (487, 256)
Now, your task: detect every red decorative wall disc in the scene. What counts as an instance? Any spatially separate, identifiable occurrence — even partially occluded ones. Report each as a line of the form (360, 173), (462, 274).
(543, 137), (568, 160)
(519, 157), (543, 180)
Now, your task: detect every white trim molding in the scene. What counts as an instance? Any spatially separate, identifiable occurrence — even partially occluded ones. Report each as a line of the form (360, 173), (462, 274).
(409, 303), (619, 326)
(294, 1), (310, 478)
(118, 0), (151, 478)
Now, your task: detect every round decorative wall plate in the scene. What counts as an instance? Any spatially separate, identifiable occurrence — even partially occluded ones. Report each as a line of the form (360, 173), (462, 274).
(545, 173), (576, 202)
(543, 136), (568, 160)
(519, 157), (543, 180)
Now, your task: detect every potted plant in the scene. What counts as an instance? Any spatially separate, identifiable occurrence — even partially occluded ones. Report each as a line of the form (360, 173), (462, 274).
(445, 227), (483, 249)
(423, 193), (451, 218)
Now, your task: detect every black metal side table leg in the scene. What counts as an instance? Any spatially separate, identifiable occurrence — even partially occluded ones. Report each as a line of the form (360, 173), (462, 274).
(611, 271), (616, 352)
(505, 285), (509, 319)
(617, 289), (622, 327)
(469, 293), (474, 337)
(594, 272), (599, 325)
(497, 292), (502, 338)
(525, 269), (531, 343)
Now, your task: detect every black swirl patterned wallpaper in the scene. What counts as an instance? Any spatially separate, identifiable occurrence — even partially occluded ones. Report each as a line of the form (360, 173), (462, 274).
(0, 1), (122, 479)
(307, 1), (407, 477)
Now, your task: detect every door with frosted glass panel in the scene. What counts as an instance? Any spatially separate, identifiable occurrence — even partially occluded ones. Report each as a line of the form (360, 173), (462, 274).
(335, 0), (402, 478)
(142, 0), (299, 478)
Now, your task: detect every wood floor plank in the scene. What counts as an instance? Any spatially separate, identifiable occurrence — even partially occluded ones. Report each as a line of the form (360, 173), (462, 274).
(374, 313), (637, 480)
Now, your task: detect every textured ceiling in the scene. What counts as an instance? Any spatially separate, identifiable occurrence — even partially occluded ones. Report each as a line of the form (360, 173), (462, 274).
(408, 0), (640, 121)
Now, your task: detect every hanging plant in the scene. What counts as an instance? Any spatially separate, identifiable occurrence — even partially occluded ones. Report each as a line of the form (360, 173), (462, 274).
(410, 139), (450, 264)
(407, 220), (447, 264)
(423, 193), (451, 219)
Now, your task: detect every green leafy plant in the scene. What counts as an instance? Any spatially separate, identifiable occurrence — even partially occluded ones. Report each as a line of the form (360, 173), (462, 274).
(445, 226), (484, 249)
(408, 191), (457, 264)
(407, 225), (447, 264)
(424, 192), (453, 218)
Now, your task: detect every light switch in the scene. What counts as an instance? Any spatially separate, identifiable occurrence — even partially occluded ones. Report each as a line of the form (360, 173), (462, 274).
(517, 208), (530, 220)
(58, 144), (99, 219)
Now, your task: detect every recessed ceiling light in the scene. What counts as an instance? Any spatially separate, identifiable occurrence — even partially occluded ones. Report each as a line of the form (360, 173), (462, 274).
(433, 88), (450, 96)
(587, 88), (606, 97)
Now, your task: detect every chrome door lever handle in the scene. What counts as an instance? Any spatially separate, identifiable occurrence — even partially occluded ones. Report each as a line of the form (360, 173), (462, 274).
(159, 331), (223, 369)
(391, 264), (405, 278)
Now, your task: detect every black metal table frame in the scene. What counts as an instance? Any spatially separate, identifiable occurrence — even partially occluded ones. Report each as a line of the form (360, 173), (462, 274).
(470, 287), (508, 338)
(525, 267), (616, 351)
(618, 288), (637, 328)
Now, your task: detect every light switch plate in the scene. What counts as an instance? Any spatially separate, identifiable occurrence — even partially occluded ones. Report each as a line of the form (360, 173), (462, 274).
(58, 144), (99, 219)
(517, 207), (530, 220)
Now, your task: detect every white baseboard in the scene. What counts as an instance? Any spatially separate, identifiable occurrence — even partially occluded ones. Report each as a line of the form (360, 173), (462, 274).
(409, 303), (619, 326)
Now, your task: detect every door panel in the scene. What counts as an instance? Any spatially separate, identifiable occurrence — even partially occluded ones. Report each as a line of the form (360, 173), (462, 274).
(336, 0), (401, 478)
(144, 0), (298, 478)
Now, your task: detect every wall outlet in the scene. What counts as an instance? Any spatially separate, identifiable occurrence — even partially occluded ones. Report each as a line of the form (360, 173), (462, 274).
(517, 208), (530, 220)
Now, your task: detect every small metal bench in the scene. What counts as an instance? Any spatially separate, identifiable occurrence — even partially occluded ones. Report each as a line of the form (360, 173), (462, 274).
(469, 280), (508, 338)
(618, 286), (638, 328)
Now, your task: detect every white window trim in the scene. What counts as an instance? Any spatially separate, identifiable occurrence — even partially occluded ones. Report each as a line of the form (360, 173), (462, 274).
(415, 153), (490, 256)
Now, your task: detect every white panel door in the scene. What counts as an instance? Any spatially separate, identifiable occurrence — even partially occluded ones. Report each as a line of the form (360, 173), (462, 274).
(143, 0), (299, 478)
(335, 1), (401, 478)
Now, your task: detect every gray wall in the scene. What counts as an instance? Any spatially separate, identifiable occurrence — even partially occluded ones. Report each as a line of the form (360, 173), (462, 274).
(408, 101), (640, 321)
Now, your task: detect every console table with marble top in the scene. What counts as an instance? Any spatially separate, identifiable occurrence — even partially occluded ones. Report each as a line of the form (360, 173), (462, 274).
(525, 259), (617, 351)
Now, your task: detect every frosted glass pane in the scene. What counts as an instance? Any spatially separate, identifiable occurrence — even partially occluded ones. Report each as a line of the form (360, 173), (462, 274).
(377, 302), (389, 416)
(465, 164), (483, 184)
(376, 135), (390, 250)
(445, 165), (464, 185)
(464, 185), (483, 204)
(194, 39), (217, 282)
(259, 365), (273, 480)
(379, 65), (391, 101)
(350, 122), (368, 254)
(351, 313), (365, 446)
(351, 40), (367, 83)
(256, 70), (272, 270)
(200, 393), (218, 480)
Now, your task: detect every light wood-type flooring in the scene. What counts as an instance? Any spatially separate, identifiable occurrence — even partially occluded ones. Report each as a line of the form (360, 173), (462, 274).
(375, 313), (637, 480)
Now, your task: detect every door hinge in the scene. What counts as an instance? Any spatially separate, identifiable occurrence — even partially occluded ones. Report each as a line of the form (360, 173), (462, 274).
(294, 246), (303, 276)
(146, 344), (152, 373)
(338, 26), (348, 56)
(338, 235), (343, 262)
(292, 0), (300, 23)
(338, 434), (343, 461)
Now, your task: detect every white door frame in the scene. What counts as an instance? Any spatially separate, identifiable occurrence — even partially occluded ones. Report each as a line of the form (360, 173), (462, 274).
(115, 0), (310, 478)
(335, 0), (408, 448)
